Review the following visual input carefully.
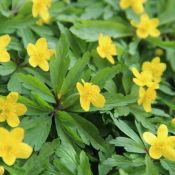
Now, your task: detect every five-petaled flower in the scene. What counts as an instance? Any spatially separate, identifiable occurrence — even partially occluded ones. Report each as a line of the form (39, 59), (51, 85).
(76, 80), (105, 111)
(131, 14), (160, 39)
(138, 85), (157, 112)
(27, 38), (55, 71)
(97, 34), (117, 64)
(143, 124), (175, 161)
(0, 127), (32, 166)
(120, 0), (146, 14)
(0, 92), (27, 127)
(0, 35), (11, 62)
(142, 57), (166, 83)
(32, 0), (52, 23)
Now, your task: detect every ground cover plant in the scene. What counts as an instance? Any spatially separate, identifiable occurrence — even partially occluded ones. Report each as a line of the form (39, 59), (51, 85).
(0, 0), (175, 174)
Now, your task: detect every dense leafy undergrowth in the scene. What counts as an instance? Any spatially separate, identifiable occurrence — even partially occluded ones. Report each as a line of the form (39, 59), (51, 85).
(0, 0), (175, 175)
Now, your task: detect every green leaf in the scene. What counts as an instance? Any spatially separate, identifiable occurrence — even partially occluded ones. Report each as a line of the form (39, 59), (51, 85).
(110, 137), (145, 153)
(55, 111), (106, 151)
(91, 64), (127, 88)
(18, 73), (55, 103)
(20, 116), (52, 151)
(145, 155), (159, 175)
(0, 61), (16, 76)
(78, 151), (93, 175)
(160, 159), (175, 175)
(50, 34), (69, 95)
(70, 20), (132, 42)
(111, 118), (143, 144)
(19, 96), (53, 115)
(59, 52), (90, 97)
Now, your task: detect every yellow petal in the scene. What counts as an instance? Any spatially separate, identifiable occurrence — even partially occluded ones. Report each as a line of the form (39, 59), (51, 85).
(0, 35), (11, 49)
(32, 3), (39, 17)
(16, 143), (32, 159)
(27, 43), (36, 56)
(0, 166), (4, 175)
(106, 55), (115, 64)
(11, 128), (24, 142)
(40, 7), (50, 23)
(7, 92), (19, 103)
(167, 136), (175, 147)
(150, 29), (160, 37)
(36, 38), (48, 49)
(143, 132), (157, 145)
(151, 19), (160, 27)
(162, 146), (175, 161)
(91, 93), (105, 108)
(7, 113), (20, 127)
(15, 103), (27, 116)
(0, 128), (9, 141)
(157, 124), (168, 139)
(80, 97), (90, 112)
(76, 82), (84, 94)
(38, 60), (49, 71)
(143, 101), (152, 112)
(136, 28), (149, 39)
(0, 113), (6, 122)
(120, 0), (131, 9)
(132, 2), (144, 14)
(131, 67), (140, 78)
(29, 57), (38, 67)
(149, 145), (162, 159)
(2, 154), (16, 166)
(0, 50), (10, 62)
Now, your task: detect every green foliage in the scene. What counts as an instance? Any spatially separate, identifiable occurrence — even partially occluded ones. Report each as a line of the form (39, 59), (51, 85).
(0, 0), (174, 175)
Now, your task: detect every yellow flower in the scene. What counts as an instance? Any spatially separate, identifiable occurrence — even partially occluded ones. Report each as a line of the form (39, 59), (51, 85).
(97, 34), (117, 64)
(143, 124), (175, 161)
(0, 127), (32, 166)
(120, 0), (146, 14)
(131, 67), (154, 87)
(0, 166), (4, 175)
(0, 92), (27, 127)
(138, 85), (157, 112)
(32, 0), (52, 23)
(131, 14), (160, 39)
(0, 35), (11, 62)
(142, 57), (166, 83)
(76, 80), (105, 111)
(27, 38), (55, 71)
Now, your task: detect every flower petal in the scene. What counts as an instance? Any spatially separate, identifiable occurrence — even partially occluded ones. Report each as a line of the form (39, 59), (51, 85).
(7, 113), (20, 127)
(7, 92), (19, 103)
(157, 124), (168, 140)
(15, 103), (27, 116)
(29, 57), (38, 67)
(0, 35), (11, 49)
(11, 128), (24, 142)
(91, 93), (105, 108)
(36, 38), (48, 49)
(80, 97), (90, 112)
(143, 132), (157, 145)
(2, 153), (16, 166)
(149, 145), (162, 159)
(39, 60), (49, 71)
(0, 128), (9, 141)
(16, 143), (32, 159)
(120, 0), (131, 9)
(27, 43), (36, 56)
(162, 146), (175, 161)
(0, 50), (10, 62)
